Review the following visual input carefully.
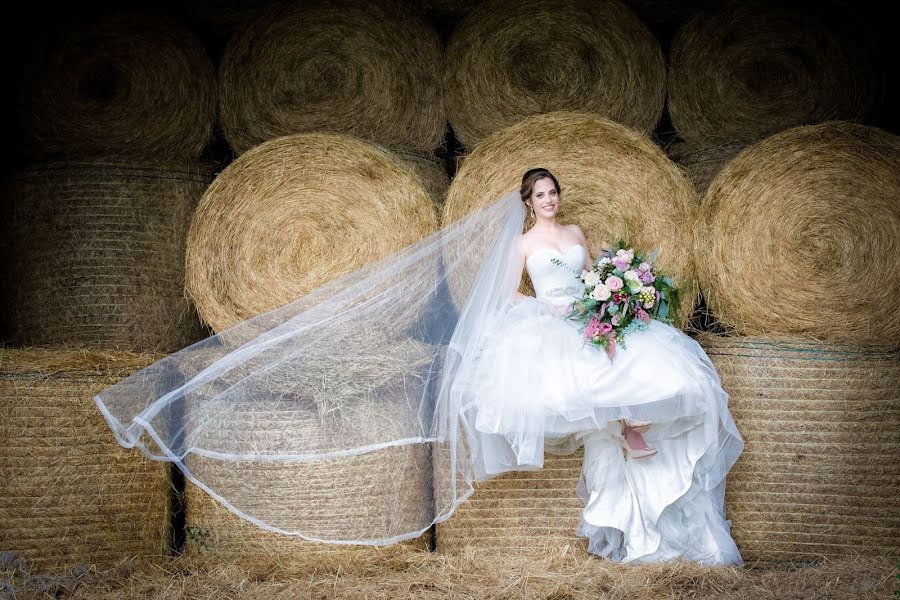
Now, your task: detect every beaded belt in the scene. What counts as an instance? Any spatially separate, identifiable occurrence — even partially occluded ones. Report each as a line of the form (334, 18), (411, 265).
(543, 285), (581, 298)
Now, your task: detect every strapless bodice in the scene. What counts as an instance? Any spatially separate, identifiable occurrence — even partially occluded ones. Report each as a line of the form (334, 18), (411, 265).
(525, 244), (585, 306)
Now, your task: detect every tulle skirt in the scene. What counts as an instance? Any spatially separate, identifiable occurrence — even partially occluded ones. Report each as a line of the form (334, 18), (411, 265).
(456, 296), (745, 565)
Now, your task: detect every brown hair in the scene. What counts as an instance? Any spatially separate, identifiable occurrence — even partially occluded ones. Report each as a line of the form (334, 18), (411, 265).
(520, 168), (561, 207)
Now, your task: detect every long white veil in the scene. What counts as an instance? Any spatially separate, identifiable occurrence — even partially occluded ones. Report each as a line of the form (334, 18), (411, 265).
(94, 190), (526, 545)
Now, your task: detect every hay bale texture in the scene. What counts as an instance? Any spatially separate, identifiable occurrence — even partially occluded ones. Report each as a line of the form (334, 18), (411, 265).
(0, 160), (214, 352)
(184, 133), (439, 332)
(0, 348), (171, 573)
(668, 0), (885, 144)
(666, 140), (749, 197)
(434, 447), (586, 553)
(442, 111), (700, 331)
(698, 334), (900, 561)
(176, 346), (435, 560)
(444, 0), (665, 149)
(694, 121), (900, 348)
(219, 0), (445, 155)
(16, 11), (216, 160)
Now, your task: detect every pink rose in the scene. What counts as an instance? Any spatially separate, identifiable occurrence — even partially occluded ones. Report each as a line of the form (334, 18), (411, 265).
(605, 275), (623, 291)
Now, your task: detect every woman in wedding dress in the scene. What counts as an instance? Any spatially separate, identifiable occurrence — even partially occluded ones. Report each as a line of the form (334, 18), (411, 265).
(455, 168), (745, 565)
(93, 164), (744, 566)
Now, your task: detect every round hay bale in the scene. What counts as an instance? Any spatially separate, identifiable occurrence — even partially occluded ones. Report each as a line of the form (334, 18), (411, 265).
(666, 140), (749, 197)
(668, 0), (885, 144)
(442, 111), (700, 331)
(219, 0), (445, 155)
(16, 11), (216, 160)
(433, 444), (587, 553)
(185, 133), (439, 332)
(697, 333), (900, 561)
(182, 454), (433, 563)
(0, 160), (214, 352)
(694, 121), (900, 348)
(444, 0), (665, 149)
(0, 348), (172, 574)
(175, 348), (435, 557)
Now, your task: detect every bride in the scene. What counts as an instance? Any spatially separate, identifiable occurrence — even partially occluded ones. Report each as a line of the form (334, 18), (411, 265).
(93, 164), (745, 566)
(456, 168), (745, 565)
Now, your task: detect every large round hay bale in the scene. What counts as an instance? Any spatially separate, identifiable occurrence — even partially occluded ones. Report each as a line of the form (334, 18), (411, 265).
(666, 140), (749, 197)
(219, 0), (444, 155)
(182, 453), (433, 563)
(185, 133), (439, 332)
(434, 445), (586, 553)
(175, 347), (435, 559)
(0, 160), (213, 352)
(442, 111), (700, 331)
(16, 11), (216, 160)
(444, 0), (665, 149)
(694, 121), (900, 348)
(698, 334), (900, 561)
(0, 348), (171, 573)
(668, 0), (884, 144)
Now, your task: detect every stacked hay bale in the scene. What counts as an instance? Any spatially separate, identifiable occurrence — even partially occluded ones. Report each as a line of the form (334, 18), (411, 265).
(178, 132), (440, 561)
(5, 11), (217, 350)
(0, 349), (171, 573)
(666, 0), (885, 191)
(2, 161), (213, 351)
(217, 0), (449, 209)
(434, 111), (700, 552)
(444, 0), (665, 150)
(433, 446), (587, 553)
(693, 121), (900, 560)
(0, 10), (217, 572)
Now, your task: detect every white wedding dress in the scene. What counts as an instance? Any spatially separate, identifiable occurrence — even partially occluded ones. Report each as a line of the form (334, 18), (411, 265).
(456, 243), (745, 565)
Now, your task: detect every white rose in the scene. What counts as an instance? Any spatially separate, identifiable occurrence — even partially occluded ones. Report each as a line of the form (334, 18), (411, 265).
(623, 269), (640, 282)
(583, 270), (601, 286)
(590, 284), (611, 301)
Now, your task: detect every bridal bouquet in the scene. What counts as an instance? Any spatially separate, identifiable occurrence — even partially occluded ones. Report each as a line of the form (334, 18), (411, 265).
(552, 240), (681, 359)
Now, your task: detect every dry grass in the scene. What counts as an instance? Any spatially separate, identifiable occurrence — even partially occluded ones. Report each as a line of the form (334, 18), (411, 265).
(694, 120), (900, 348)
(16, 11), (216, 160)
(218, 0), (445, 155)
(0, 160), (213, 352)
(184, 133), (439, 332)
(1, 544), (895, 599)
(668, 0), (885, 144)
(444, 0), (665, 149)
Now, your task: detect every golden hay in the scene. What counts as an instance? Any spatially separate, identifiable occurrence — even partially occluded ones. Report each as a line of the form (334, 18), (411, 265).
(665, 140), (748, 197)
(184, 133), (439, 332)
(176, 347), (435, 557)
(219, 0), (445, 155)
(668, 0), (885, 144)
(0, 160), (213, 352)
(698, 333), (900, 561)
(434, 446), (587, 554)
(392, 149), (450, 213)
(181, 465), (433, 565)
(442, 111), (700, 331)
(16, 11), (216, 160)
(444, 0), (665, 149)
(3, 544), (895, 599)
(0, 348), (171, 574)
(694, 121), (900, 348)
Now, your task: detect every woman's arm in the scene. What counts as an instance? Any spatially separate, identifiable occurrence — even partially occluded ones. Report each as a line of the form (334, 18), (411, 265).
(570, 224), (592, 271)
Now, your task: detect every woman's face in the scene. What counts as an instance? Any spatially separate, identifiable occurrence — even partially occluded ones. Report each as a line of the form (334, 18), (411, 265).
(527, 177), (560, 219)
